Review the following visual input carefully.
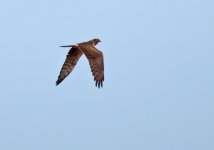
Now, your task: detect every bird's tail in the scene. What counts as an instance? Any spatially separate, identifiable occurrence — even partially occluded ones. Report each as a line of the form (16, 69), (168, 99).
(60, 44), (77, 47)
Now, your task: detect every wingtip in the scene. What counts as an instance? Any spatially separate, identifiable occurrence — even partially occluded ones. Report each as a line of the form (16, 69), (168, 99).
(56, 80), (62, 86)
(95, 80), (103, 89)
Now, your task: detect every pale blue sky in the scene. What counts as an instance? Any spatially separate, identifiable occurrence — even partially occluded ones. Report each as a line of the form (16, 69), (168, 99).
(0, 0), (213, 150)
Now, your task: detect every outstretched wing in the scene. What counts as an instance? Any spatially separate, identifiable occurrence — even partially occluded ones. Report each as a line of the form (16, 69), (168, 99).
(56, 47), (82, 85)
(78, 44), (104, 88)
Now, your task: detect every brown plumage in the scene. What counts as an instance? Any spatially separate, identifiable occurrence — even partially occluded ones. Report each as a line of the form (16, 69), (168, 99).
(56, 38), (104, 88)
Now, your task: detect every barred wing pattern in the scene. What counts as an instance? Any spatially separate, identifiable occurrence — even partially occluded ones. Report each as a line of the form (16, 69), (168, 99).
(78, 44), (104, 88)
(88, 54), (104, 88)
(56, 47), (82, 85)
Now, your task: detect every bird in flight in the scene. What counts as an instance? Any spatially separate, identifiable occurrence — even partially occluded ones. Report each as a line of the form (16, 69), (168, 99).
(56, 38), (104, 88)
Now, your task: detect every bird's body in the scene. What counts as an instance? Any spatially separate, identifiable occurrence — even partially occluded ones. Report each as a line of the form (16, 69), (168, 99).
(56, 38), (104, 88)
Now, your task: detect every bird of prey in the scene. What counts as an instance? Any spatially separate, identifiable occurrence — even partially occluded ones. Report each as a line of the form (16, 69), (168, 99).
(56, 38), (104, 88)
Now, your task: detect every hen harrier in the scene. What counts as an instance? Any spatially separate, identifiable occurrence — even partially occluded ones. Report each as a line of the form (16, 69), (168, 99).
(56, 38), (104, 88)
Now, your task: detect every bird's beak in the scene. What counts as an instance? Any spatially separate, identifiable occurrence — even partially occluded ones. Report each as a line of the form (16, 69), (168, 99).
(60, 45), (74, 47)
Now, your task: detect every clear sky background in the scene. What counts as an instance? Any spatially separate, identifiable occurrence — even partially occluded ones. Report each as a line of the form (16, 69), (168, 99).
(0, 0), (213, 150)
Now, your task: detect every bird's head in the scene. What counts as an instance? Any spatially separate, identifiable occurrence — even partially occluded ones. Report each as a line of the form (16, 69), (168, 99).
(91, 38), (101, 46)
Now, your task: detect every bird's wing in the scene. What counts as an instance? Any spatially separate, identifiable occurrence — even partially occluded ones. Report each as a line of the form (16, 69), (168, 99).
(78, 44), (104, 88)
(56, 47), (82, 85)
